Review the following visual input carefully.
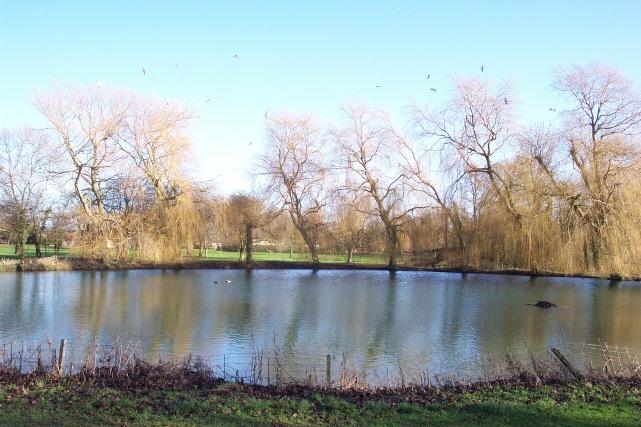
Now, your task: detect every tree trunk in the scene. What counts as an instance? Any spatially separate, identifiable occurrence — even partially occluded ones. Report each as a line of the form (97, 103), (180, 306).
(443, 208), (448, 249)
(301, 232), (319, 263)
(590, 232), (602, 271)
(387, 227), (399, 270)
(308, 242), (319, 263)
(245, 224), (253, 263)
(34, 237), (42, 258)
(296, 225), (319, 264)
(346, 246), (354, 264)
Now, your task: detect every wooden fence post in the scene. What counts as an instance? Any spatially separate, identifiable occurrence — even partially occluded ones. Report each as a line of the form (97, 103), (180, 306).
(37, 345), (43, 372)
(58, 339), (67, 375)
(326, 354), (331, 385)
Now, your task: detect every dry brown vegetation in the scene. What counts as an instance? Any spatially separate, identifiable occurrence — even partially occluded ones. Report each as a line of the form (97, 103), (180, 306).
(2, 338), (641, 392)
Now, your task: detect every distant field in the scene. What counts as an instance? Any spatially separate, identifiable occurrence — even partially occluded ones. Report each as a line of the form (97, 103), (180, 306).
(0, 244), (393, 265)
(189, 249), (391, 265)
(0, 244), (72, 259)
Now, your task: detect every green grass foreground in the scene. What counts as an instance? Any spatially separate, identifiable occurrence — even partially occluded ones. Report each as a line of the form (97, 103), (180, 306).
(0, 380), (639, 426)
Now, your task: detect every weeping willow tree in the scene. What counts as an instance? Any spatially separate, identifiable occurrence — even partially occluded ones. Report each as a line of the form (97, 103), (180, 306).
(36, 84), (201, 263)
(120, 96), (200, 262)
(409, 64), (641, 275)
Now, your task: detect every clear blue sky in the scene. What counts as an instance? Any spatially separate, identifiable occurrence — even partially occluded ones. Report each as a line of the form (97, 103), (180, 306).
(1, 1), (640, 192)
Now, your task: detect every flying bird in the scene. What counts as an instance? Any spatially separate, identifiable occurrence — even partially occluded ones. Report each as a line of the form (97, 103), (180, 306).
(504, 97), (509, 105)
(264, 110), (269, 118)
(141, 67), (146, 75)
(426, 74), (431, 80)
(376, 85), (382, 88)
(205, 99), (213, 103)
(430, 88), (437, 93)
(548, 107), (556, 112)
(95, 81), (104, 88)
(249, 141), (253, 146)
(480, 65), (484, 73)
(233, 54), (239, 59)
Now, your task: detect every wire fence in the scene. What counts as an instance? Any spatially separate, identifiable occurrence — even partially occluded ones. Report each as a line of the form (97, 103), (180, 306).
(2, 337), (641, 388)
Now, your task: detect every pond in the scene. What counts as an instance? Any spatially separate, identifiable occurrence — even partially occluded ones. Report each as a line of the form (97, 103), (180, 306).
(0, 269), (640, 383)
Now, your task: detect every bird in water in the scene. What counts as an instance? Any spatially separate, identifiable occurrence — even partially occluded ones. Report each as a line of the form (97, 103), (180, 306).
(527, 300), (558, 308)
(504, 97), (509, 105)
(225, 279), (232, 283)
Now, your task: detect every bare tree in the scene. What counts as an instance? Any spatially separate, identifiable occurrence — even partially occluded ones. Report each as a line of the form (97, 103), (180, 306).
(47, 207), (75, 255)
(193, 188), (217, 258)
(35, 85), (133, 221)
(415, 78), (523, 226)
(35, 85), (200, 262)
(122, 99), (194, 205)
(0, 128), (51, 258)
(333, 106), (424, 269)
(401, 129), (468, 252)
(226, 194), (265, 262)
(34, 85), (136, 260)
(258, 114), (327, 263)
(329, 193), (373, 263)
(553, 63), (641, 268)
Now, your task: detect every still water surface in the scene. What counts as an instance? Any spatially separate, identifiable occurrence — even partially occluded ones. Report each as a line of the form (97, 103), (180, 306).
(1, 269), (640, 380)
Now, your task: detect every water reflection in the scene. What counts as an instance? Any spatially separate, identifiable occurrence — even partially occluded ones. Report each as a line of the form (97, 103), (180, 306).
(0, 269), (640, 379)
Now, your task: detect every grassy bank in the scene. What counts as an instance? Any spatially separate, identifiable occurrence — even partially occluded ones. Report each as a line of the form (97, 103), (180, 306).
(1, 341), (640, 425)
(1, 373), (639, 425)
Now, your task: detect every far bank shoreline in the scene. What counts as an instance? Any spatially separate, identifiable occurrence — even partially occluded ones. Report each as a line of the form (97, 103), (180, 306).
(1, 256), (638, 282)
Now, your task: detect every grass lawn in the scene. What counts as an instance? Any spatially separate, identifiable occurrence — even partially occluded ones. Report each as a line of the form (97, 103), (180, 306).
(1, 243), (420, 269)
(191, 250), (392, 265)
(0, 244), (72, 259)
(0, 381), (639, 426)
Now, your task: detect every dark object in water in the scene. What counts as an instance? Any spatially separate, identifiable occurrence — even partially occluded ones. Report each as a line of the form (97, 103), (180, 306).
(528, 300), (558, 308)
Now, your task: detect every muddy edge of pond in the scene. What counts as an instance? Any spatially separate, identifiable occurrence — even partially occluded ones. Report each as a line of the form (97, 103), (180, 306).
(5, 257), (638, 281)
